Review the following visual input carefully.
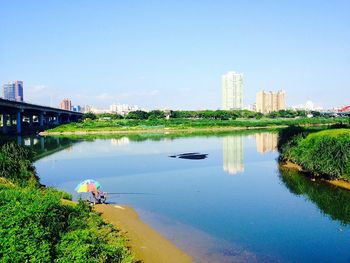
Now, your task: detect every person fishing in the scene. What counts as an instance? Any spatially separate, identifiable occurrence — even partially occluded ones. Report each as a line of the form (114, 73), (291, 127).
(91, 190), (107, 204)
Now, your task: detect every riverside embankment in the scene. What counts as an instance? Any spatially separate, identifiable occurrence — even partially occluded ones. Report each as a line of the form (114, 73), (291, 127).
(41, 116), (347, 135)
(278, 127), (350, 184)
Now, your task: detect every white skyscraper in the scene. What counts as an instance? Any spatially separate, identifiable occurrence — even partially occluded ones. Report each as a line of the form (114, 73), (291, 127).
(222, 71), (243, 110)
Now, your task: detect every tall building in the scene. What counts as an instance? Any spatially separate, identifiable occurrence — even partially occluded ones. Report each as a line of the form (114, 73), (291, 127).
(256, 90), (286, 114)
(2, 81), (24, 102)
(222, 71), (243, 110)
(60, 98), (72, 110)
(223, 135), (244, 175)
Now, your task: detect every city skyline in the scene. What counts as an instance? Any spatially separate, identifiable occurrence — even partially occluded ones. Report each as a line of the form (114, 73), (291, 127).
(1, 1), (349, 109)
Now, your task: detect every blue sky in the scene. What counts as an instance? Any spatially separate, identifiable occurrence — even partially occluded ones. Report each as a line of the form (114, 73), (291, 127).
(0, 0), (349, 109)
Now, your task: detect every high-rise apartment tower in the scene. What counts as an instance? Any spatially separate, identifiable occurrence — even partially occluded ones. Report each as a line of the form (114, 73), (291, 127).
(2, 81), (24, 102)
(256, 90), (286, 114)
(222, 71), (243, 110)
(60, 98), (72, 110)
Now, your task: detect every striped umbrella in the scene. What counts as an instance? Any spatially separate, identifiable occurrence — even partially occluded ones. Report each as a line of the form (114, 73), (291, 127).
(75, 179), (101, 193)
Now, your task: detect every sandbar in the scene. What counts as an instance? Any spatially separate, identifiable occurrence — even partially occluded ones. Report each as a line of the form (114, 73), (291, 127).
(95, 204), (192, 263)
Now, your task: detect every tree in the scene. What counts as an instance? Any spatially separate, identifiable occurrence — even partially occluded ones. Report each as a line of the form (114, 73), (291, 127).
(83, 112), (97, 120)
(125, 110), (149, 120)
(148, 110), (165, 120)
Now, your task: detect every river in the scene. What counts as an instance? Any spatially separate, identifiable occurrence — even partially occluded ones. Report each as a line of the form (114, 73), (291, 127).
(18, 131), (350, 262)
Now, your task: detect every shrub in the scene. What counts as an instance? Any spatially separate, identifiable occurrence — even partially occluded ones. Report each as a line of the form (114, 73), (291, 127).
(0, 187), (68, 262)
(83, 112), (97, 120)
(0, 187), (133, 262)
(279, 128), (350, 179)
(0, 143), (39, 187)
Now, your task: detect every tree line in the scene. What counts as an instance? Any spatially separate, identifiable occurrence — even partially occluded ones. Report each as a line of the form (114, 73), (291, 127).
(83, 109), (320, 121)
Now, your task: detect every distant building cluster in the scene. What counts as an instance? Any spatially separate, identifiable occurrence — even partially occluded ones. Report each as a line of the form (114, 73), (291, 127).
(80, 103), (142, 115)
(221, 71), (286, 113)
(292, 100), (323, 111)
(222, 71), (244, 110)
(109, 103), (140, 115)
(256, 90), (286, 114)
(59, 98), (82, 112)
(2, 80), (24, 102)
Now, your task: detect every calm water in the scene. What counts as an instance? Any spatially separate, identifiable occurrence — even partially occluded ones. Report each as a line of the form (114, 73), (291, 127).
(30, 132), (350, 262)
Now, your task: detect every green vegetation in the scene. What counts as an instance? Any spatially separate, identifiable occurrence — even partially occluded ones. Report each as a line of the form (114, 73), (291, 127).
(279, 126), (350, 180)
(279, 167), (350, 225)
(0, 143), (133, 262)
(84, 109), (312, 122)
(45, 115), (348, 133)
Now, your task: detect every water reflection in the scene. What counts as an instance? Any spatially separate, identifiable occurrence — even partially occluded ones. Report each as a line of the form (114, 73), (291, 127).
(111, 137), (129, 145)
(279, 166), (350, 225)
(223, 135), (244, 175)
(255, 132), (278, 154)
(5, 135), (80, 161)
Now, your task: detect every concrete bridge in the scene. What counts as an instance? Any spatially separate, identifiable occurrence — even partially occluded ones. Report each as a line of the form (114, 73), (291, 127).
(0, 98), (83, 134)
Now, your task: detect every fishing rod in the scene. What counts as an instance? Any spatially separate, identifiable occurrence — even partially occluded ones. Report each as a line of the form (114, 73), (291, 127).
(107, 192), (157, 195)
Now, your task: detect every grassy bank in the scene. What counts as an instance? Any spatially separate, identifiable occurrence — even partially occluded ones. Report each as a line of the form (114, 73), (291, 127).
(278, 126), (350, 180)
(44, 117), (348, 134)
(0, 143), (133, 262)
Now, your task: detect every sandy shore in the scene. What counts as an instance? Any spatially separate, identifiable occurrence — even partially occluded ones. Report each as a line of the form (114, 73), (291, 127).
(95, 204), (192, 263)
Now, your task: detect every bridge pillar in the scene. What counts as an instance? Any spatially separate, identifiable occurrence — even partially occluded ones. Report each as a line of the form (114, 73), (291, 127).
(2, 114), (8, 134)
(39, 113), (44, 126)
(9, 115), (13, 126)
(28, 115), (33, 126)
(17, 136), (22, 145)
(16, 111), (22, 134)
(54, 114), (60, 125)
(67, 114), (71, 123)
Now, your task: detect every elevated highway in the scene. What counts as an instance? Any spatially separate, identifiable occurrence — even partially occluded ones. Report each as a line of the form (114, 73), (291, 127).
(0, 98), (82, 134)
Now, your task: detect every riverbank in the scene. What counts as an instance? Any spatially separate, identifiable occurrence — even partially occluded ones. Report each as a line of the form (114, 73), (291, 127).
(41, 124), (285, 135)
(42, 117), (347, 135)
(0, 143), (133, 262)
(282, 161), (350, 191)
(0, 142), (192, 262)
(279, 127), (350, 184)
(95, 204), (192, 263)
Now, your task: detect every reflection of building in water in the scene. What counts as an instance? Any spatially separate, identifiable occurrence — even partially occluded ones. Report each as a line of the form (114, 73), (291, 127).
(111, 137), (130, 145)
(255, 133), (278, 153)
(223, 136), (244, 175)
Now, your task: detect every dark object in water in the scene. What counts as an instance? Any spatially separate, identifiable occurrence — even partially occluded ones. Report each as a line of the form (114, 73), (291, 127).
(169, 152), (208, 160)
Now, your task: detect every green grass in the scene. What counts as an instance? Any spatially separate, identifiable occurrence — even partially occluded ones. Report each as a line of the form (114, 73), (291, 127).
(279, 127), (350, 180)
(45, 117), (349, 133)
